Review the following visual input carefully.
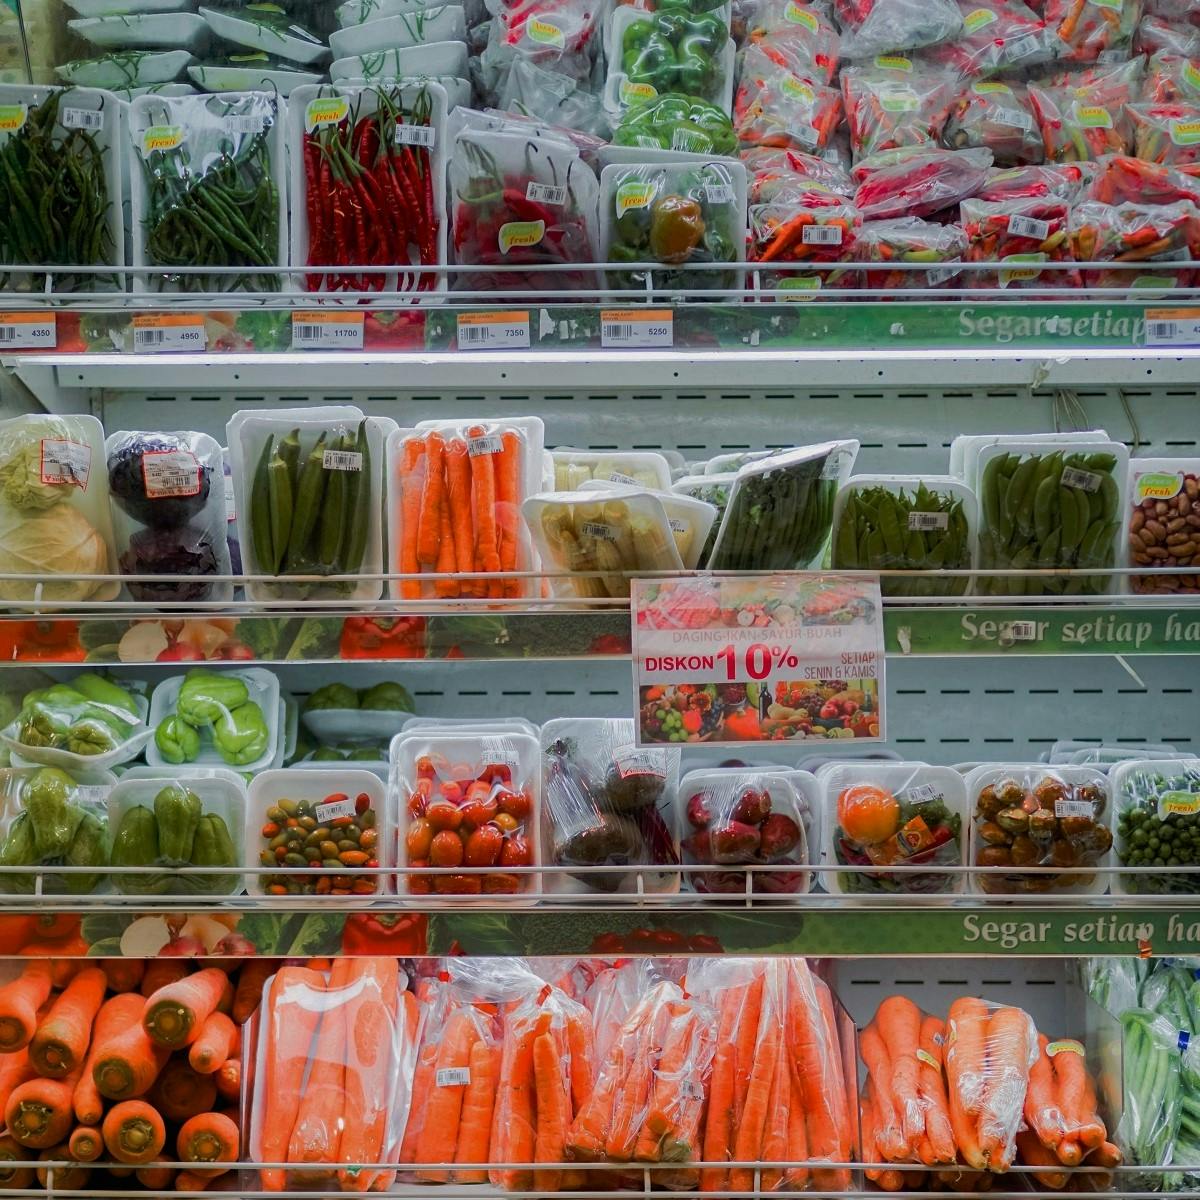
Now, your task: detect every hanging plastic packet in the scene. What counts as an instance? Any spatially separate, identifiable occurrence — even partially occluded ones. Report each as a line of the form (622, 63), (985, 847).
(1081, 152), (1200, 203)
(852, 145), (992, 218)
(1143, 50), (1200, 102)
(1072, 200), (1200, 290)
(1128, 102), (1200, 173)
(733, 47), (843, 152)
(942, 82), (1044, 165)
(1116, 1007), (1183, 1173)
(499, 58), (612, 139)
(742, 0), (842, 83)
(977, 162), (1091, 202)
(856, 218), (967, 290)
(918, 0), (1054, 77)
(742, 145), (855, 202)
(841, 61), (956, 162)
(750, 201), (860, 290)
(479, 0), (604, 102)
(1044, 0), (1139, 62)
(1027, 80), (1135, 161)
(1136, 14), (1200, 57)
(834, 0), (964, 57)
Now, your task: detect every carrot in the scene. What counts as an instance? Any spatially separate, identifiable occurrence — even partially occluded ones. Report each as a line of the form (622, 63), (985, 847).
(494, 1023), (536, 1189)
(18, 942), (83, 987)
(861, 1083), (884, 1182)
(416, 1007), (480, 1181)
(400, 1039), (439, 1163)
(444, 438), (478, 597)
(416, 432), (445, 567)
(140, 960), (190, 997)
(68, 1124), (102, 1161)
(731, 996), (780, 1191)
(1050, 1039), (1105, 1151)
(453, 1039), (498, 1184)
(178, 1111), (239, 1178)
(534, 1030), (571, 1191)
(860, 1022), (905, 1159)
(215, 972), (235, 1016)
(495, 429), (522, 597)
(1016, 1128), (1069, 1189)
(701, 984), (744, 1191)
(978, 1006), (1036, 1172)
(814, 975), (854, 1187)
(640, 1003), (698, 1156)
(0, 1048), (36, 1122)
(337, 957), (401, 1193)
(188, 1012), (239, 1075)
(732, 973), (765, 1129)
(148, 1059), (216, 1125)
(759, 1023), (791, 1191)
(945, 996), (988, 1171)
(35, 1143), (89, 1191)
(213, 1056), (240, 1104)
(0, 961), (53, 1052)
(134, 1158), (174, 1189)
(101, 960), (144, 994)
(256, 966), (323, 1192)
(565, 1034), (616, 1163)
(0, 1133), (33, 1189)
(467, 427), (502, 596)
(918, 1015), (957, 1164)
(174, 1168), (213, 1191)
(143, 967), (229, 1049)
(876, 996), (924, 1154)
(93, 1013), (168, 1101)
(784, 1059), (810, 1190)
(606, 990), (669, 1162)
(7, 1067), (81, 1148)
(434, 496), (460, 597)
(74, 993), (143, 1125)
(1025, 1034), (1066, 1152)
(232, 959), (274, 1025)
(399, 437), (425, 599)
(1089, 1139), (1122, 1168)
(30, 966), (106, 1078)
(102, 1099), (166, 1165)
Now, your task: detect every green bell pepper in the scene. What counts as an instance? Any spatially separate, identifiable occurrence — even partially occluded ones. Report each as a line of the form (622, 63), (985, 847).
(63, 811), (107, 894)
(155, 716), (200, 765)
(622, 16), (656, 53)
(154, 784), (201, 863)
(624, 34), (678, 88)
(110, 805), (168, 895)
(188, 813), (238, 894)
(213, 702), (269, 766)
(676, 44), (716, 95)
(309, 746), (346, 761)
(176, 669), (250, 728)
(23, 768), (85, 859)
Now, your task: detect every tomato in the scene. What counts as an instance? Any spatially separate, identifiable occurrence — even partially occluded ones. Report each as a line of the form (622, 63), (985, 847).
(497, 790), (532, 819)
(430, 830), (466, 868)
(494, 812), (519, 834)
(461, 797), (499, 829)
(464, 824), (504, 867)
(437, 874), (483, 894)
(407, 792), (428, 819)
(483, 873), (521, 894)
(426, 804), (464, 832)
(499, 834), (532, 868)
(405, 818), (433, 860)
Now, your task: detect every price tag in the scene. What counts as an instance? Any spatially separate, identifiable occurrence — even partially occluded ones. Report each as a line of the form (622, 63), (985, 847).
(1004, 33), (1041, 60)
(1055, 798), (1095, 819)
(1062, 466), (1101, 492)
(631, 573), (885, 746)
(1002, 620), (1042, 642)
(75, 786), (111, 806)
(1145, 307), (1200, 347)
(315, 796), (357, 822)
(908, 511), (949, 531)
(0, 313), (56, 349)
(436, 1068), (471, 1087)
(224, 474), (236, 522)
(132, 314), (206, 353)
(601, 309), (673, 348)
(526, 181), (567, 205)
(225, 114), (265, 135)
(1008, 215), (1049, 240)
(40, 438), (91, 488)
(614, 745), (666, 780)
(456, 311), (530, 350)
(468, 433), (503, 456)
(62, 107), (104, 131)
(395, 122), (435, 147)
(143, 449), (201, 498)
(292, 311), (364, 349)
(803, 224), (843, 245)
(323, 448), (363, 471)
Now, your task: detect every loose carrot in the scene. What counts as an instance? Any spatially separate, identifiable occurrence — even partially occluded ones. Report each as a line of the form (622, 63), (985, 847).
(978, 1007), (1036, 1172)
(877, 996), (924, 1153)
(140, 960), (190, 997)
(434, 496), (460, 597)
(731, 997), (780, 1191)
(0, 1048), (36, 1122)
(759, 1022), (791, 1191)
(102, 1099), (166, 1165)
(444, 438), (478, 597)
(31, 966), (106, 1078)
(918, 1015), (957, 1165)
(74, 993), (144, 1125)
(101, 960), (144, 994)
(1089, 1140), (1122, 1168)
(495, 429), (522, 597)
(453, 1039), (498, 1184)
(93, 1014), (168, 1101)
(134, 1158), (174, 1189)
(945, 996), (988, 1171)
(416, 1007), (480, 1181)
(861, 1083), (885, 1182)
(7, 1067), (81, 1148)
(188, 1012), (239, 1075)
(0, 1133), (33, 1189)
(18, 942), (84, 987)
(174, 1168), (213, 1191)
(1025, 1034), (1067, 1152)
(416, 432), (445, 567)
(143, 967), (229, 1049)
(215, 972), (235, 1016)
(178, 1111), (239, 1178)
(35, 1143), (89, 1190)
(232, 959), (274, 1025)
(68, 1125), (102, 1161)
(149, 1059), (217, 1123)
(214, 1056), (240, 1102)
(467, 427), (501, 596)
(534, 1030), (571, 1191)
(700, 984), (744, 1191)
(0, 962), (53, 1052)
(1016, 1128), (1069, 1189)
(399, 438), (426, 599)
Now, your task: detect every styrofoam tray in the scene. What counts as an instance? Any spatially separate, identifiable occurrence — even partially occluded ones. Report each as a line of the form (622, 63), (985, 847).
(329, 6), (466, 58)
(198, 6), (330, 65)
(331, 40), (468, 81)
(0, 692), (151, 774)
(69, 13), (210, 50)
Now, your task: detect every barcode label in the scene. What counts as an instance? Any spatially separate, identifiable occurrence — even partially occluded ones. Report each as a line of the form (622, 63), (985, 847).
(1055, 798), (1094, 819)
(803, 224), (842, 245)
(62, 107), (103, 131)
(607, 471), (639, 485)
(903, 783), (943, 805)
(702, 184), (734, 204)
(292, 312), (364, 349)
(75, 785), (110, 806)
(132, 317), (206, 352)
(614, 746), (666, 780)
(225, 115), (265, 134)
(1062, 466), (1102, 493)
(480, 738), (522, 771)
(395, 122), (435, 147)
(1008, 215), (1049, 240)
(794, 123), (819, 147)
(1004, 620), (1041, 641)
(908, 511), (949, 531)
(315, 796), (357, 822)
(996, 108), (1034, 131)
(1145, 309), (1200, 346)
(580, 522), (615, 539)
(224, 474), (236, 522)
(527, 181), (567, 205)
(40, 438), (91, 489)
(600, 309), (672, 348)
(436, 1068), (470, 1087)
(143, 449), (201, 498)
(323, 449), (363, 472)
(1004, 33), (1040, 60)
(669, 518), (687, 533)
(0, 314), (55, 347)
(457, 312), (530, 349)
(680, 1079), (704, 1100)
(926, 265), (959, 286)
(468, 434), (503, 456)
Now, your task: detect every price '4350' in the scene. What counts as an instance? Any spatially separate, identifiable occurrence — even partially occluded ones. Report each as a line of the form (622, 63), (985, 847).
(716, 642), (800, 680)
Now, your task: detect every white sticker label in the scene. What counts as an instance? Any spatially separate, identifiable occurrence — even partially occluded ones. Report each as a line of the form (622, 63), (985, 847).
(702, 183), (735, 204)
(323, 449), (363, 472)
(225, 114), (265, 135)
(926, 265), (959, 286)
(1062, 466), (1102, 493)
(395, 122), (436, 147)
(614, 745), (667, 780)
(62, 107), (104, 131)
(457, 312), (531, 350)
(436, 1067), (470, 1087)
(803, 224), (843, 245)
(908, 511), (949, 531)
(601, 310), (673, 348)
(74, 785), (110, 806)
(1004, 33), (1041, 61)
(669, 518), (687, 533)
(1055, 798), (1095, 819)
(224, 474), (236, 522)
(680, 1079), (705, 1100)
(526, 181), (567, 205)
(292, 312), (364, 349)
(40, 438), (91, 489)
(1008, 215), (1050, 241)
(1004, 620), (1042, 642)
(143, 449), (201, 498)
(315, 796), (358, 823)
(580, 521), (615, 539)
(0, 314), (56, 348)
(903, 783), (944, 805)
(132, 316), (206, 352)
(996, 108), (1034, 131)
(1145, 309), (1200, 346)
(480, 738), (522, 771)
(607, 471), (640, 486)
(467, 433), (504, 457)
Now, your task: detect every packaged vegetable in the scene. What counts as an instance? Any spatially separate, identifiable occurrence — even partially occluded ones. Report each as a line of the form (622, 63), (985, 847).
(1136, 14), (1200, 56)
(394, 730), (539, 897)
(959, 194), (1074, 290)
(523, 489), (685, 599)
(1081, 152), (1200, 204)
(855, 217), (967, 290)
(388, 417), (543, 600)
(733, 46), (843, 153)
(942, 82), (1043, 165)
(612, 92), (738, 155)
(0, 765), (113, 895)
(552, 449), (673, 491)
(1112, 757), (1200, 893)
(1142, 50), (1200, 103)
(1045, 0), (1138, 62)
(852, 146), (991, 219)
(977, 162), (1090, 202)
(449, 122), (600, 291)
(707, 441), (858, 570)
(967, 764), (1114, 894)
(0, 413), (118, 604)
(741, 145), (854, 203)
(56, 48), (195, 89)
(742, 2), (842, 84)
(229, 406), (391, 602)
(129, 91), (286, 292)
(679, 768), (811, 893)
(821, 761), (965, 894)
(750, 201), (859, 291)
(1070, 199), (1199, 290)
(918, 0), (1053, 77)
(105, 430), (231, 603)
(834, 0), (964, 57)
(832, 475), (974, 592)
(672, 473), (732, 564)
(1027, 80), (1135, 162)
(1117, 1006), (1183, 1175)
(599, 158), (746, 293)
(497, 58), (613, 141)
(479, 0), (604, 104)
(577, 480), (717, 568)
(541, 718), (680, 894)
(1127, 458), (1200, 594)
(289, 82), (447, 294)
(0, 85), (123, 293)
(841, 62), (955, 163)
(1128, 101), (1200, 172)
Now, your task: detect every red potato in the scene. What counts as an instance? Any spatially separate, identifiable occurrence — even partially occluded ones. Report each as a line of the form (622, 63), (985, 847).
(712, 822), (762, 863)
(731, 787), (772, 825)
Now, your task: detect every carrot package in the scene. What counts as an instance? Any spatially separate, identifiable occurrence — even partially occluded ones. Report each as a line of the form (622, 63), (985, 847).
(841, 62), (956, 163)
(853, 146), (992, 219)
(250, 958), (414, 1193)
(388, 416), (544, 600)
(1070, 200), (1200, 290)
(750, 202), (861, 290)
(1045, 0), (1138, 62)
(834, 0), (964, 58)
(858, 218), (968, 289)
(942, 84), (1044, 166)
(734, 47), (844, 153)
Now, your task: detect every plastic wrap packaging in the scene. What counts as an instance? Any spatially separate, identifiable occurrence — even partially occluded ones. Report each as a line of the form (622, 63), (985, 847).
(733, 47), (843, 153)
(0, 84), (123, 293)
(552, 449), (673, 491)
(1113, 757), (1200, 894)
(599, 159), (746, 294)
(387, 416), (544, 600)
(917, 0), (1054, 77)
(834, 0), (964, 57)
(228, 406), (391, 603)
(250, 958), (413, 1192)
(678, 768), (811, 893)
(1117, 1006), (1182, 1172)
(1136, 14), (1200, 56)
(707, 441), (858, 570)
(1081, 152), (1200, 204)
(960, 195), (1073, 290)
(1044, 0), (1139, 62)
(1143, 50), (1200, 103)
(1128, 102), (1200, 173)
(576, 479), (717, 568)
(0, 413), (118, 604)
(841, 63), (955, 163)
(394, 730), (539, 896)
(822, 761), (966, 894)
(498, 59), (613, 141)
(0, 765), (114, 895)
(742, 2), (842, 84)
(855, 219), (968, 290)
(448, 121), (599, 292)
(942, 83), (1043, 165)
(977, 163), (1091, 202)
(742, 145), (855, 203)
(611, 92), (738, 154)
(540, 717), (681, 894)
(479, 0), (604, 103)
(1127, 459), (1200, 594)
(968, 765), (1114, 894)
(672, 473), (733, 564)
(853, 146), (991, 218)
(1028, 79), (1136, 162)
(106, 430), (231, 603)
(750, 199), (859, 290)
(1070, 199), (1200, 289)
(129, 91), (285, 292)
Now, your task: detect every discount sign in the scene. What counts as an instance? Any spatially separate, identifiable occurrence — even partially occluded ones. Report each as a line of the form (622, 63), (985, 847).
(631, 574), (885, 746)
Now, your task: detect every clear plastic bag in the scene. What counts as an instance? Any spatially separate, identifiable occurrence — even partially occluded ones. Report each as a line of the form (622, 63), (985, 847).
(552, 449), (673, 491)
(960, 194), (1074, 290)
(1081, 152), (1200, 204)
(733, 45), (843, 152)
(480, 0), (605, 101)
(1117, 1006), (1183, 1171)
(611, 91), (738, 154)
(841, 63), (955, 162)
(1027, 81), (1135, 161)
(498, 58), (612, 139)
(918, 0), (1054, 77)
(1127, 461), (1200, 595)
(852, 146), (991, 218)
(942, 83), (1043, 165)
(540, 717), (681, 894)
(855, 219), (969, 290)
(1128, 102), (1200, 173)
(1136, 14), (1200, 56)
(742, 4), (842, 83)
(1044, 0), (1138, 62)
(672, 472), (733, 564)
(742, 145), (855, 204)
(835, 0), (964, 57)
(977, 162), (1091, 202)
(1070, 199), (1200, 289)
(106, 430), (231, 604)
(1143, 50), (1200, 103)
(1113, 757), (1200, 894)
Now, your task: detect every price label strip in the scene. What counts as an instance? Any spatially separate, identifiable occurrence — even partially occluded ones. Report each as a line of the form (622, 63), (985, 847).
(292, 311), (364, 350)
(1145, 307), (1200, 347)
(631, 573), (885, 746)
(601, 309), (673, 349)
(0, 313), (56, 349)
(457, 311), (531, 350)
(132, 314), (206, 353)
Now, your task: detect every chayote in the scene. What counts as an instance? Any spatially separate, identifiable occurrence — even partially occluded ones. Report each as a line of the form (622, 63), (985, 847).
(177, 669), (249, 728)
(212, 701), (269, 767)
(155, 716), (200, 765)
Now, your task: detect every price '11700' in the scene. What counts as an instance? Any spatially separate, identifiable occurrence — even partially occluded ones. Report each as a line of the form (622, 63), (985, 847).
(716, 642), (800, 680)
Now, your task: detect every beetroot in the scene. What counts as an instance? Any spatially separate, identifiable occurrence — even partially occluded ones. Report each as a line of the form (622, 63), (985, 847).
(686, 791), (712, 829)
(752, 869), (806, 893)
(711, 821), (761, 863)
(682, 830), (712, 860)
(759, 813), (802, 861)
(731, 787), (771, 825)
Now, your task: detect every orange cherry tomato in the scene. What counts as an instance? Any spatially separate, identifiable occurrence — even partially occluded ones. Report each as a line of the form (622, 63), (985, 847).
(426, 803), (464, 832)
(430, 830), (466, 868)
